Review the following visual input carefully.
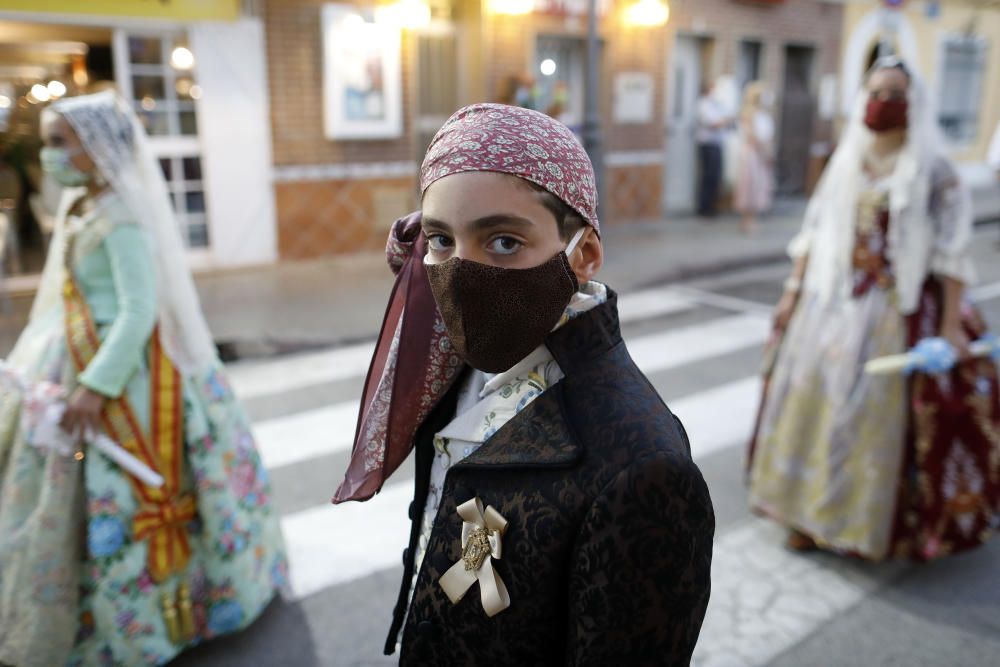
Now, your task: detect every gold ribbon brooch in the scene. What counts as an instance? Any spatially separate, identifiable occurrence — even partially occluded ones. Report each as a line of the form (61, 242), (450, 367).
(439, 497), (511, 617)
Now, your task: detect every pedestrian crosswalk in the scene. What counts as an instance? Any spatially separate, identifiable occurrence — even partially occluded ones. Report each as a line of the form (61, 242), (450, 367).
(210, 276), (1000, 667)
(225, 281), (775, 604)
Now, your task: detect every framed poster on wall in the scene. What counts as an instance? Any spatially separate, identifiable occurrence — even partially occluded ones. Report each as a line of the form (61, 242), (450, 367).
(321, 3), (403, 140)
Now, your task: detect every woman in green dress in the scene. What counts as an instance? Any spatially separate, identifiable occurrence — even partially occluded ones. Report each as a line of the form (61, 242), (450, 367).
(0, 91), (286, 666)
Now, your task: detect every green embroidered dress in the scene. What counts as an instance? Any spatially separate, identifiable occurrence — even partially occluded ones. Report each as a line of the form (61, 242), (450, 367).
(0, 194), (287, 666)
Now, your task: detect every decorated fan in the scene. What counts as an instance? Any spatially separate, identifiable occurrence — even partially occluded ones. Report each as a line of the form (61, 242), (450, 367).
(0, 362), (164, 487)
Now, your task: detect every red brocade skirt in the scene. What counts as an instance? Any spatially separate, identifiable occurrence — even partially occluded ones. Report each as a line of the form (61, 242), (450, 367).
(749, 278), (1000, 561)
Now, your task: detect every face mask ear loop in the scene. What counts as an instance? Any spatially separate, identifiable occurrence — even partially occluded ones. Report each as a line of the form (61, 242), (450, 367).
(564, 226), (588, 257)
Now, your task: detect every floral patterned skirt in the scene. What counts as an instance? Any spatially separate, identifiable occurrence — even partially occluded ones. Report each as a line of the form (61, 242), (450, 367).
(748, 279), (1000, 561)
(0, 314), (287, 666)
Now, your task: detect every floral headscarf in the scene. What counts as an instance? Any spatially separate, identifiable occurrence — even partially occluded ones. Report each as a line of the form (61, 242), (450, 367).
(421, 103), (599, 230)
(333, 104), (598, 503)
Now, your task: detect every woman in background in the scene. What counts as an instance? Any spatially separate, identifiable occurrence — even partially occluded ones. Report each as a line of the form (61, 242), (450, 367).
(748, 58), (999, 561)
(734, 81), (775, 235)
(0, 91), (286, 666)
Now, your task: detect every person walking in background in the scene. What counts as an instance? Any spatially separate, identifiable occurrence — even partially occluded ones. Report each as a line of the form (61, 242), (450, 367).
(696, 81), (730, 217)
(747, 58), (1000, 561)
(334, 103), (714, 665)
(0, 91), (286, 667)
(734, 82), (775, 235)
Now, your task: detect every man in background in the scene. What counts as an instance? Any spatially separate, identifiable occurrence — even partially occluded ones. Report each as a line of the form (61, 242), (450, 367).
(696, 81), (730, 218)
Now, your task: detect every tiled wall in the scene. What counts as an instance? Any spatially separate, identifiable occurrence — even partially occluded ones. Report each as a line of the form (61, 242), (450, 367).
(265, 0), (418, 258)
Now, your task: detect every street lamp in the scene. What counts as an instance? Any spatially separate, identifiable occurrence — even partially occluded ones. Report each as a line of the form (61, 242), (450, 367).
(170, 46), (195, 70)
(624, 0), (669, 28)
(377, 0), (432, 29)
(488, 0), (534, 15)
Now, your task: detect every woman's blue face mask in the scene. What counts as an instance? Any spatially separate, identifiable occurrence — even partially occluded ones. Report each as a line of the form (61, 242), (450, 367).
(39, 146), (91, 187)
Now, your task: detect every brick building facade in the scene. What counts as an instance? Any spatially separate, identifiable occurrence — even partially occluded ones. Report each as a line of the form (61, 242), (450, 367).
(263, 0), (843, 259)
(0, 1), (844, 278)
(661, 0), (843, 197)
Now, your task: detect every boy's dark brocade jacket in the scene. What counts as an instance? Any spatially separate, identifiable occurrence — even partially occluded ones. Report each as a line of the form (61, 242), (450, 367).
(386, 291), (715, 666)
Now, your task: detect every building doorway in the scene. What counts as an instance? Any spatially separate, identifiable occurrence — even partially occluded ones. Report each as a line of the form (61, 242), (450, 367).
(737, 39), (763, 91)
(776, 44), (815, 194)
(664, 34), (712, 213)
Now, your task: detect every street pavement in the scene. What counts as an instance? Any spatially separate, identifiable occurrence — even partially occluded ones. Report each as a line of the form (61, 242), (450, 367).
(167, 225), (1000, 667)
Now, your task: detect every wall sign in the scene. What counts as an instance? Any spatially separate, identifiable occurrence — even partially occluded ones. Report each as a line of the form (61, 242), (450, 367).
(614, 72), (654, 124)
(321, 3), (403, 141)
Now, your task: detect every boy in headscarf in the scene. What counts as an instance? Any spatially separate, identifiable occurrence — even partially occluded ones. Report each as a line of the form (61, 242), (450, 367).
(334, 104), (714, 665)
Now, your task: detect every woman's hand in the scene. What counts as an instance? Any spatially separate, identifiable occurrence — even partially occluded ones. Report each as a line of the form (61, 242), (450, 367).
(59, 386), (106, 438)
(773, 289), (799, 333)
(940, 321), (971, 360)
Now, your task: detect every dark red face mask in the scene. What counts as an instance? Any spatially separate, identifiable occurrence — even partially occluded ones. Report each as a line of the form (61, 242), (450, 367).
(864, 97), (908, 133)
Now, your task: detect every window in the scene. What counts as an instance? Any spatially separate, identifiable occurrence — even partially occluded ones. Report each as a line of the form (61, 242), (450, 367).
(115, 31), (209, 249)
(158, 155), (210, 248)
(535, 36), (587, 135)
(937, 36), (988, 144)
(124, 35), (199, 138)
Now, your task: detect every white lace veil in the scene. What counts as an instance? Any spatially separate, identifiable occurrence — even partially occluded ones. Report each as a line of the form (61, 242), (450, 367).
(27, 90), (216, 374)
(792, 56), (960, 310)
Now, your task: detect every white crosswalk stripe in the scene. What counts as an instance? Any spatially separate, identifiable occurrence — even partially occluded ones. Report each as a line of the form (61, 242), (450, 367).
(228, 340), (375, 401)
(228, 283), (706, 403)
(255, 400), (360, 469)
(283, 482), (413, 599)
(248, 313), (769, 473)
(626, 312), (769, 375)
(672, 376), (762, 460)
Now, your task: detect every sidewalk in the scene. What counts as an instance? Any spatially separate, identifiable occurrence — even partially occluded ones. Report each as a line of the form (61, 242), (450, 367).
(0, 201), (807, 359)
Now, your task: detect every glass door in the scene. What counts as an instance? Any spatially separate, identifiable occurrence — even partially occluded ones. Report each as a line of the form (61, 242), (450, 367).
(113, 30), (210, 252)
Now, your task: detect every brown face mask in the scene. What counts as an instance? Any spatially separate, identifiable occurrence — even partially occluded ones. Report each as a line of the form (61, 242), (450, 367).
(425, 242), (582, 373)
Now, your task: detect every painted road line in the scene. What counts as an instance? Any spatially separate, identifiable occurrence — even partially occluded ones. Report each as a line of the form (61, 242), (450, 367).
(229, 284), (705, 401)
(282, 481), (413, 599)
(669, 376), (762, 461)
(254, 314), (769, 471)
(228, 340), (375, 401)
(673, 285), (776, 316)
(627, 312), (770, 376)
(617, 287), (696, 325)
(255, 400), (360, 469)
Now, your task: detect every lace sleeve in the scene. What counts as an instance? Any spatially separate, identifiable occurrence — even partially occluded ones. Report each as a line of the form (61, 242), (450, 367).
(928, 157), (976, 285)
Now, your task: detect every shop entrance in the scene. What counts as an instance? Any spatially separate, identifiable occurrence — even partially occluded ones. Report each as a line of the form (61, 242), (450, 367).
(0, 21), (113, 281)
(0, 21), (211, 287)
(776, 44), (815, 194)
